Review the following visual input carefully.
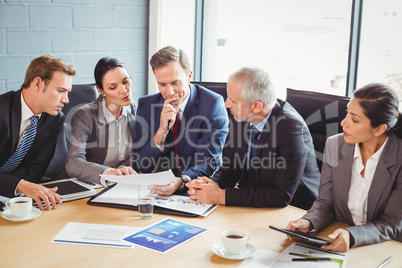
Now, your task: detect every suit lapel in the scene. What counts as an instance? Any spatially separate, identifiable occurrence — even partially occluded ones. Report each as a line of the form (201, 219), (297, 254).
(178, 85), (198, 153)
(333, 141), (355, 224)
(95, 96), (109, 163)
(10, 90), (23, 153)
(367, 135), (397, 221)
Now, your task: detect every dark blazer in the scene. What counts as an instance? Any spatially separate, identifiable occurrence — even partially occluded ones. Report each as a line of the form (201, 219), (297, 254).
(57, 95), (136, 184)
(0, 89), (64, 197)
(212, 99), (320, 209)
(133, 84), (229, 180)
(303, 133), (402, 247)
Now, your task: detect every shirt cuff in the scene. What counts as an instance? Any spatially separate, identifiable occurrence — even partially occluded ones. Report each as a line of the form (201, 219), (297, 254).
(14, 179), (24, 196)
(154, 142), (165, 152)
(100, 169), (111, 187)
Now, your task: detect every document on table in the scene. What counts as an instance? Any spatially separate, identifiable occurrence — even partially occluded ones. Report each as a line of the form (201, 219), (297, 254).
(270, 243), (347, 268)
(154, 195), (218, 217)
(100, 169), (176, 186)
(123, 218), (208, 254)
(90, 183), (218, 217)
(51, 222), (142, 249)
(239, 249), (280, 267)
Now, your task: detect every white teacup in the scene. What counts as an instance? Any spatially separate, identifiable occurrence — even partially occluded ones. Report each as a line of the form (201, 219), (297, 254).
(221, 230), (249, 255)
(6, 197), (33, 218)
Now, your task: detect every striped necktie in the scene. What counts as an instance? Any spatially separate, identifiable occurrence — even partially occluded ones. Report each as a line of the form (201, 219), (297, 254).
(0, 115), (39, 173)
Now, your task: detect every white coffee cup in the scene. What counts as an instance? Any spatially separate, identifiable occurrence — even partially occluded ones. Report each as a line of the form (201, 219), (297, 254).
(221, 230), (249, 255)
(6, 197), (33, 218)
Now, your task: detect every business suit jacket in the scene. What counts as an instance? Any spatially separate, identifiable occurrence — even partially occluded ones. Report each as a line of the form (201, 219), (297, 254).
(0, 89), (64, 197)
(133, 84), (229, 180)
(212, 99), (320, 209)
(303, 133), (402, 247)
(61, 95), (136, 184)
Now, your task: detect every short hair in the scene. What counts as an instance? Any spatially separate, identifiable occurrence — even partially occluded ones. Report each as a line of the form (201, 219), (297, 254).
(150, 46), (191, 74)
(353, 83), (401, 136)
(228, 66), (276, 109)
(94, 57), (127, 90)
(22, 54), (76, 89)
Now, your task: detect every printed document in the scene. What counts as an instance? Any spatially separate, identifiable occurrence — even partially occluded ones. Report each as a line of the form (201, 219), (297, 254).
(123, 218), (208, 253)
(270, 243), (346, 268)
(51, 222), (141, 249)
(100, 169), (176, 186)
(91, 183), (218, 216)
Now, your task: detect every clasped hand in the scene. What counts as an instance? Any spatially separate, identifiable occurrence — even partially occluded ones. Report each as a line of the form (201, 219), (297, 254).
(187, 177), (225, 205)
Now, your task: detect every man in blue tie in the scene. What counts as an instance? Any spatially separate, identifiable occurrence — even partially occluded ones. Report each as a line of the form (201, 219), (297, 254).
(0, 54), (76, 210)
(187, 67), (320, 210)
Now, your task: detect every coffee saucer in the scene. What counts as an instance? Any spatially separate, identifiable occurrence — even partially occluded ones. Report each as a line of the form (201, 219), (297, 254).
(212, 242), (256, 260)
(1, 207), (41, 223)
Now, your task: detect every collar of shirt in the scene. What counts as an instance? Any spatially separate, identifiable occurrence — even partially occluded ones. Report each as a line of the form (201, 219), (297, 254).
(249, 109), (272, 132)
(20, 92), (41, 133)
(176, 88), (190, 119)
(353, 137), (389, 162)
(101, 97), (128, 124)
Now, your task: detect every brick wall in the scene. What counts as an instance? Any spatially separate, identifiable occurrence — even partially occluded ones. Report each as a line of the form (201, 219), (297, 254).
(0, 0), (148, 101)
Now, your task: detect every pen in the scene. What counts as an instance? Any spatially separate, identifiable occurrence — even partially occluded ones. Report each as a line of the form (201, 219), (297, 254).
(377, 256), (392, 268)
(292, 258), (331, 262)
(167, 120), (171, 131)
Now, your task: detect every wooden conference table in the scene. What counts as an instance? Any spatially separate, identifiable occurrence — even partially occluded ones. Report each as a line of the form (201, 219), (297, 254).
(0, 197), (401, 268)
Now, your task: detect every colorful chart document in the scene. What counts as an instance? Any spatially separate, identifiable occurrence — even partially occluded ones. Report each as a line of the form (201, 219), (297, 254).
(154, 195), (218, 217)
(123, 218), (208, 253)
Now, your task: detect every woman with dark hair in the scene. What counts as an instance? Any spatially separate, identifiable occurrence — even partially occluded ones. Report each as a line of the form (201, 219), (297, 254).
(64, 57), (136, 184)
(286, 83), (402, 252)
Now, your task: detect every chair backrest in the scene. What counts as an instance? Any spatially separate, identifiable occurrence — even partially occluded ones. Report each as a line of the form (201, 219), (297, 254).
(191, 81), (231, 118)
(286, 88), (349, 170)
(44, 84), (99, 179)
(191, 81), (228, 101)
(63, 83), (99, 117)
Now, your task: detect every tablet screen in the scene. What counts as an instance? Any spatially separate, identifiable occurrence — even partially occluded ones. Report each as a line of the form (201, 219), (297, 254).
(43, 180), (91, 196)
(269, 225), (331, 245)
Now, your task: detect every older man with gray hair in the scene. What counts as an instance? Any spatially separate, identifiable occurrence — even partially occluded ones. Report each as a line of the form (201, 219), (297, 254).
(187, 66), (320, 209)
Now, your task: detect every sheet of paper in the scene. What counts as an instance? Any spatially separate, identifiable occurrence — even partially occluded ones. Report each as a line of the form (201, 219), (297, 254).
(271, 243), (346, 268)
(90, 184), (218, 217)
(123, 218), (208, 254)
(91, 183), (138, 206)
(155, 195), (218, 217)
(239, 249), (279, 267)
(51, 222), (142, 249)
(100, 170), (176, 186)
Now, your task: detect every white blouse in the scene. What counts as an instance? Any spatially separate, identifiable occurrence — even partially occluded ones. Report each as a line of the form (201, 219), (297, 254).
(348, 138), (388, 225)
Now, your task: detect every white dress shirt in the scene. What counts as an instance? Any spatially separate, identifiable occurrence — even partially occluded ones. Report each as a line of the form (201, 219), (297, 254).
(348, 138), (388, 225)
(101, 98), (132, 167)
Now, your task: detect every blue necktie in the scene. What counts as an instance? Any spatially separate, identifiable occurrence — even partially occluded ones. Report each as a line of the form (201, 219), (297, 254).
(0, 115), (39, 173)
(247, 125), (260, 187)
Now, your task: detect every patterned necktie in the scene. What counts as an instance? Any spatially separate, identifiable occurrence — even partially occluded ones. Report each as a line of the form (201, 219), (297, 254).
(172, 112), (182, 170)
(0, 115), (39, 173)
(247, 125), (260, 187)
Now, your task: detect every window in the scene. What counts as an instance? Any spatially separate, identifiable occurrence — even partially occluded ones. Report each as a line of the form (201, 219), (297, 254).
(357, 0), (402, 101)
(200, 0), (352, 98)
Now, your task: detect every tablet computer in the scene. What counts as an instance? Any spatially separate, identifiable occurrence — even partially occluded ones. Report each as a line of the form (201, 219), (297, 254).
(269, 225), (331, 245)
(40, 178), (97, 202)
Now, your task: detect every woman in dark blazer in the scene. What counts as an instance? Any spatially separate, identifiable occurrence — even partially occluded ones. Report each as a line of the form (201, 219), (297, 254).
(63, 57), (136, 184)
(287, 83), (402, 252)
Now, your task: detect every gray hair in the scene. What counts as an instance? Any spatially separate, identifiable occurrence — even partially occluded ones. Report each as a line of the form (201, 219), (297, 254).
(228, 66), (276, 109)
(150, 46), (191, 74)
